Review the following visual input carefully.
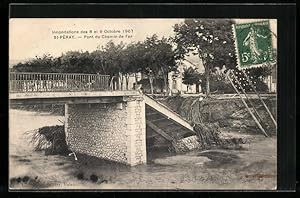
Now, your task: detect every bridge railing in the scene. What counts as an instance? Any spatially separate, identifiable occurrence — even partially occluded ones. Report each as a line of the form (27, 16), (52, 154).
(9, 72), (111, 93)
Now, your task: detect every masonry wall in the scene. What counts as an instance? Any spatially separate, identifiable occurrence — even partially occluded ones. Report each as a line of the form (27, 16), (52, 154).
(65, 97), (146, 166)
(126, 99), (147, 165)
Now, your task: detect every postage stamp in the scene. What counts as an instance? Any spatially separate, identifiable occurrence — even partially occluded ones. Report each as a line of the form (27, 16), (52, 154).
(232, 20), (276, 69)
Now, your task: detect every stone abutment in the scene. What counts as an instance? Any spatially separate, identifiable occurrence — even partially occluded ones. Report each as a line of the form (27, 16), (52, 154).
(64, 96), (146, 166)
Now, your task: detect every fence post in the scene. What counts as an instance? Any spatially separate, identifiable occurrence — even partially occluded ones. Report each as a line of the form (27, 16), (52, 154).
(88, 75), (91, 90)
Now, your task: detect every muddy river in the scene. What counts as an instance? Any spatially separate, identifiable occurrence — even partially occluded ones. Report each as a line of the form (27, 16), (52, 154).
(9, 109), (277, 190)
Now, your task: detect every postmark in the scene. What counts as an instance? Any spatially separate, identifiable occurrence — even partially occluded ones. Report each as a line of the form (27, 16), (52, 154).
(232, 20), (276, 69)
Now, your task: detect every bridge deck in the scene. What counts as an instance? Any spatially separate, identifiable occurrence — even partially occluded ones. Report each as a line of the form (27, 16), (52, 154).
(10, 90), (140, 99)
(9, 72), (140, 103)
(9, 90), (140, 105)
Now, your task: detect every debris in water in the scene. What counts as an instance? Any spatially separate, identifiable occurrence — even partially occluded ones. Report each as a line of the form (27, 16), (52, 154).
(194, 123), (245, 150)
(25, 125), (70, 155)
(69, 152), (78, 160)
(173, 135), (201, 153)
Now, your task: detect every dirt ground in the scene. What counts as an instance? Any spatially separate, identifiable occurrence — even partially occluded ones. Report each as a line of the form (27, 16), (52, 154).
(9, 109), (277, 190)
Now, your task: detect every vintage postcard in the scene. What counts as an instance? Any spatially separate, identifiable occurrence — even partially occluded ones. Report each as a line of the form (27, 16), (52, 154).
(9, 18), (277, 190)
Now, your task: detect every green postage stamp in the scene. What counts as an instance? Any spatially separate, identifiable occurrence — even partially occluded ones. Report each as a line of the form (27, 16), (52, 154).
(232, 20), (276, 69)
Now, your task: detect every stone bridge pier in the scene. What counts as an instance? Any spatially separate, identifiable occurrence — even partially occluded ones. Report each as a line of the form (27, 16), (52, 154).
(64, 95), (146, 166)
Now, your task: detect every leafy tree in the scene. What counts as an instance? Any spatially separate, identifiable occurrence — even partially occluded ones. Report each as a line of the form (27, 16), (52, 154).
(11, 36), (178, 93)
(11, 54), (60, 73)
(120, 42), (144, 90)
(102, 41), (125, 76)
(156, 37), (177, 94)
(139, 34), (177, 95)
(92, 41), (139, 90)
(90, 48), (107, 75)
(59, 51), (94, 73)
(126, 42), (147, 84)
(100, 41), (126, 89)
(182, 67), (202, 93)
(199, 72), (234, 94)
(173, 19), (237, 96)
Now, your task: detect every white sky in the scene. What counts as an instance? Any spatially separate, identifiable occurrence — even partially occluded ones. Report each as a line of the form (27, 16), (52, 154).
(9, 18), (184, 61)
(9, 18), (277, 62)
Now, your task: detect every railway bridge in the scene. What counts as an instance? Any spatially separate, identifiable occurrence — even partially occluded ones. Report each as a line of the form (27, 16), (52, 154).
(9, 72), (195, 166)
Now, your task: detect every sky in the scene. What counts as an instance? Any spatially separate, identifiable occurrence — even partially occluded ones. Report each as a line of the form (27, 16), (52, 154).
(9, 18), (277, 65)
(9, 18), (183, 62)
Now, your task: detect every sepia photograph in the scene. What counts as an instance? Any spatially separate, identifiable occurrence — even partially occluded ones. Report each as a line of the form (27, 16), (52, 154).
(9, 18), (277, 190)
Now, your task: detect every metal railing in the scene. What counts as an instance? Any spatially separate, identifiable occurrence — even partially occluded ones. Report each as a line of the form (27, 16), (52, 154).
(9, 72), (110, 93)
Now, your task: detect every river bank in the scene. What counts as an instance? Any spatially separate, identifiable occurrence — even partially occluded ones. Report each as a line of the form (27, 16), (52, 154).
(160, 96), (277, 136)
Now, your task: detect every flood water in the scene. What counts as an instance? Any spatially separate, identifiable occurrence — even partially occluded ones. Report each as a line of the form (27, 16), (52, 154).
(9, 109), (277, 190)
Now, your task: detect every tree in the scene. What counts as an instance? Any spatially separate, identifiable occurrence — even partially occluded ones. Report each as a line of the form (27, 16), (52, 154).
(127, 42), (147, 84)
(182, 67), (202, 92)
(59, 51), (94, 73)
(10, 36), (178, 94)
(199, 72), (234, 94)
(156, 37), (177, 94)
(139, 34), (177, 95)
(90, 48), (107, 75)
(173, 19), (237, 96)
(11, 54), (60, 73)
(120, 42), (144, 90)
(100, 41), (125, 89)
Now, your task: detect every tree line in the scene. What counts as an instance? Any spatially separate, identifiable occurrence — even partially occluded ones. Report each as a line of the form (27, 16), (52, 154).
(11, 19), (274, 95)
